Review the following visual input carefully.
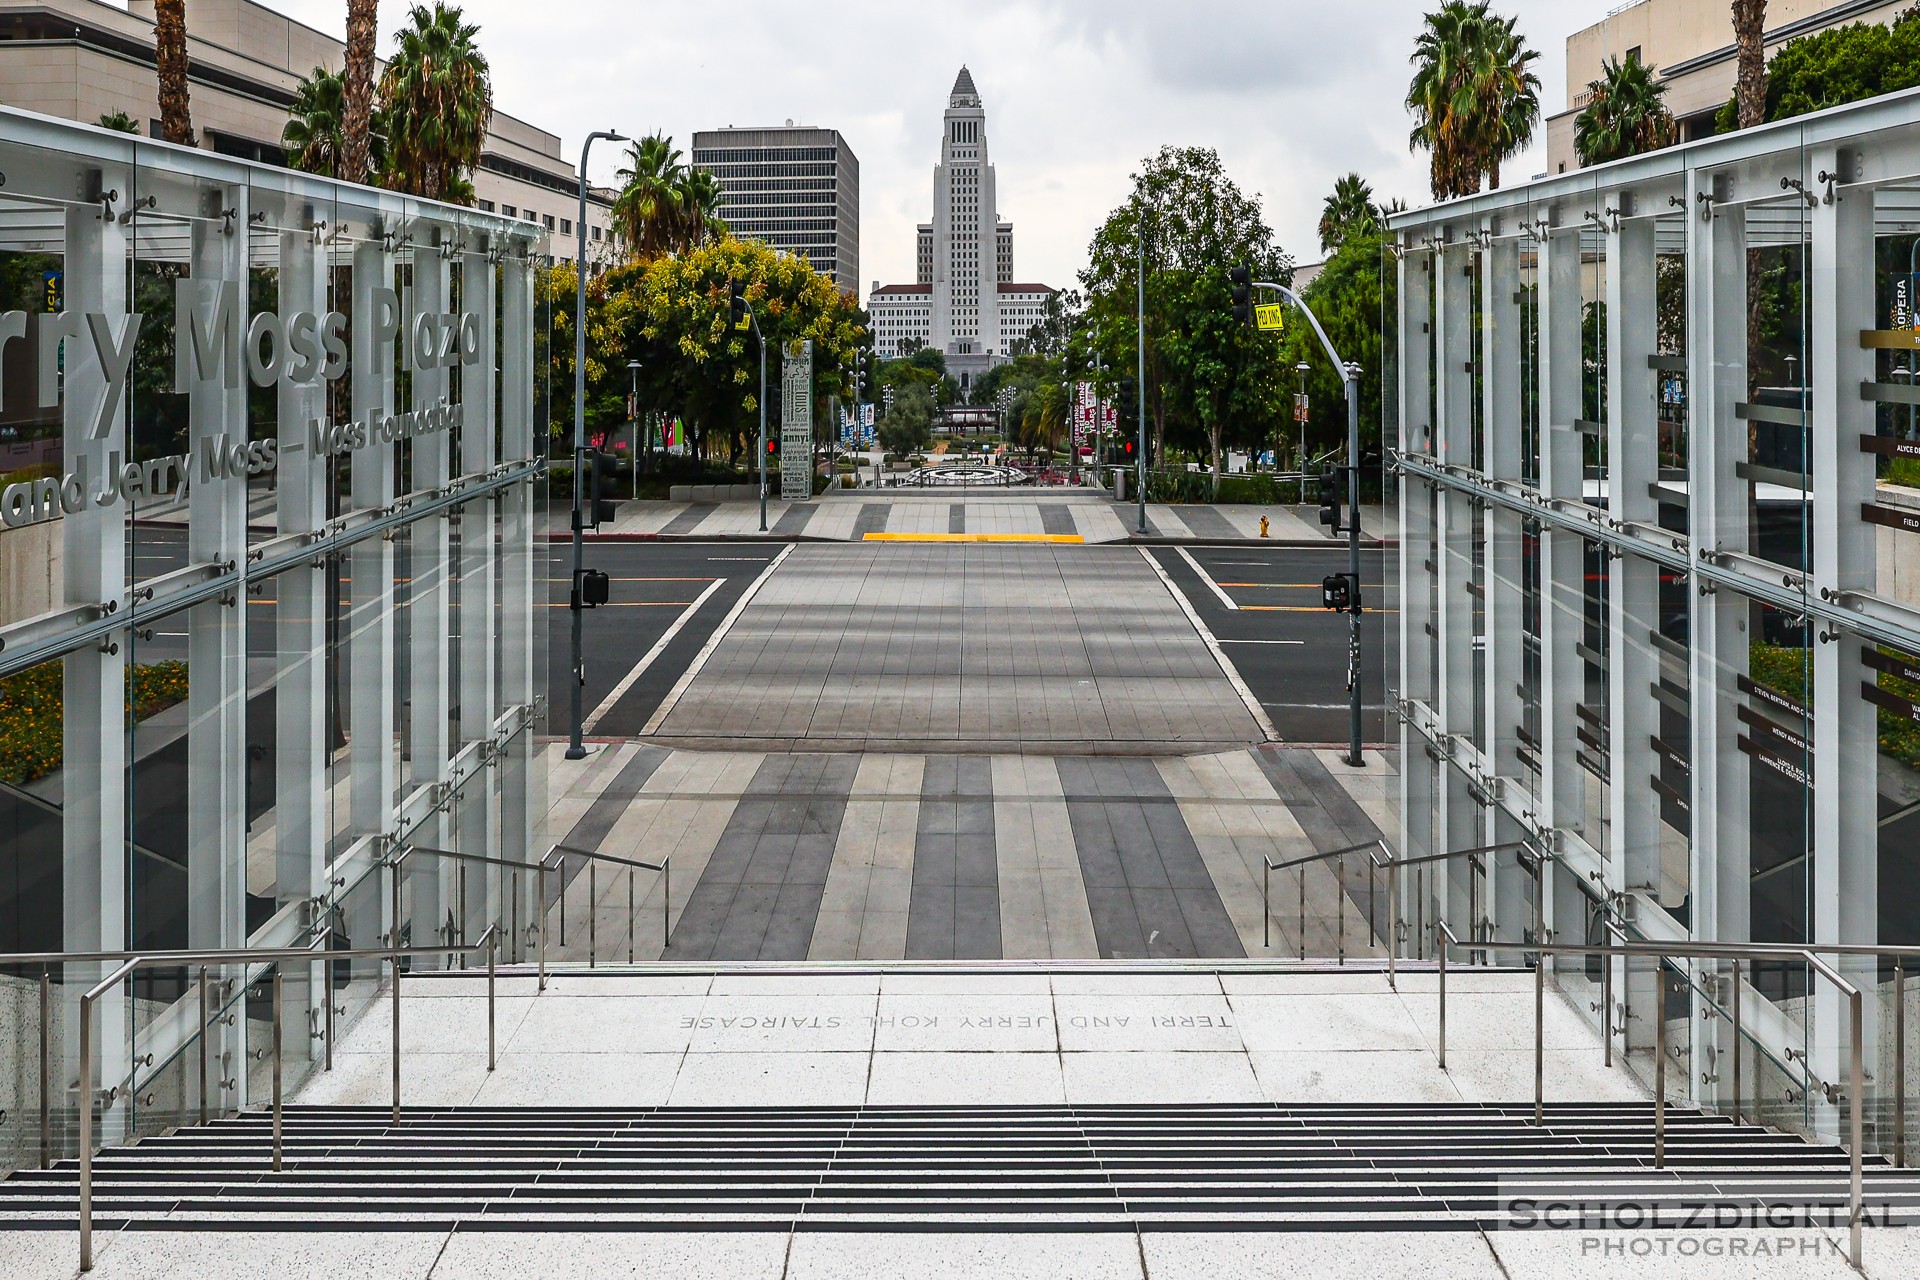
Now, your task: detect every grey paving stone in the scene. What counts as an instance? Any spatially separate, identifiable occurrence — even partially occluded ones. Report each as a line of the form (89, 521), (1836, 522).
(659, 502), (718, 535)
(948, 503), (966, 533)
(770, 502), (816, 536)
(1176, 505), (1243, 540)
(852, 504), (891, 537)
(1039, 504), (1076, 535)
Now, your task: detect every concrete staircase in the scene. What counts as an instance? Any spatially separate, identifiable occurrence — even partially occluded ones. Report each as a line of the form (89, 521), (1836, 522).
(4, 1102), (1915, 1231)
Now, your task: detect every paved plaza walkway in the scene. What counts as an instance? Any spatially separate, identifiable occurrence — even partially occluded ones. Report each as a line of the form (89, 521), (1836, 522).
(590, 489), (1396, 544)
(546, 742), (1394, 964)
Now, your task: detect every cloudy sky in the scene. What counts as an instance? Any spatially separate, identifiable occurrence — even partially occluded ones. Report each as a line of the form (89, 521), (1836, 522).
(270, 0), (1628, 292)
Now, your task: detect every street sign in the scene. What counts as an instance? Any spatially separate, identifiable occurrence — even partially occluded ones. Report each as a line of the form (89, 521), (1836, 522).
(1255, 302), (1285, 332)
(1293, 392), (1309, 423)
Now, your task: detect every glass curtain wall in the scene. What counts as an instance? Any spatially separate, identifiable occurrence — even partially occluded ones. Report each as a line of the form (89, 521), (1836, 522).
(0, 109), (547, 1171)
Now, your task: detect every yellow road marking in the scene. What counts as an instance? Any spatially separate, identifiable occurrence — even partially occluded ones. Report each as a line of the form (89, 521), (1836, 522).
(861, 533), (1084, 544)
(1240, 604), (1400, 613)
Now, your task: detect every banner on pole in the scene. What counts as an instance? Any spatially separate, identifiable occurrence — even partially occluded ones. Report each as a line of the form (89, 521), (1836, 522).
(781, 340), (813, 500)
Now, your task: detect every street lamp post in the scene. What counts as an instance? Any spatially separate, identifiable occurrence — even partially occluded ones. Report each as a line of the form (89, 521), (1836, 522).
(1293, 360), (1311, 501)
(1136, 217), (1148, 533)
(1256, 279), (1365, 768)
(566, 127), (627, 762)
(627, 359), (643, 493)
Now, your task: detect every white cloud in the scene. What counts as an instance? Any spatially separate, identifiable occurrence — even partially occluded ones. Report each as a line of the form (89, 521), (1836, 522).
(263, 0), (1604, 290)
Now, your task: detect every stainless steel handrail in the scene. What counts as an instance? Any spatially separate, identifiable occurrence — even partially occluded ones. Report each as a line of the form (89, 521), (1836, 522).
(1429, 933), (1867, 1269)
(542, 842), (670, 974)
(70, 933), (498, 1272)
(1259, 837), (1542, 988)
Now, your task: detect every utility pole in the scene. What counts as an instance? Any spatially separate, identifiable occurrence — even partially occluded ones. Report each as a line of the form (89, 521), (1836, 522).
(757, 318), (768, 531)
(627, 359), (643, 493)
(567, 127), (626, 761)
(1294, 360), (1311, 502)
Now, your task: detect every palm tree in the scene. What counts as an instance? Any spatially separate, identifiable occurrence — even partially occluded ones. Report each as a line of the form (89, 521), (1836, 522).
(341, 0), (380, 183)
(1732, 0), (1769, 129)
(1318, 173), (1377, 255)
(1574, 53), (1677, 166)
(378, 3), (493, 203)
(97, 110), (140, 134)
(1406, 3), (1539, 197)
(676, 167), (728, 251)
(284, 68), (347, 176)
(153, 0), (193, 146)
(1478, 11), (1541, 190)
(612, 135), (687, 260)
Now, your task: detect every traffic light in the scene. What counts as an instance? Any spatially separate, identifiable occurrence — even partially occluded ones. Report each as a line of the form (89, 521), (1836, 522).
(1122, 437), (1136, 461)
(1117, 376), (1138, 423)
(765, 435), (780, 459)
(1321, 573), (1359, 612)
(586, 447), (620, 528)
(1229, 265), (1253, 327)
(1319, 468), (1343, 533)
(574, 567), (610, 609)
(728, 279), (748, 330)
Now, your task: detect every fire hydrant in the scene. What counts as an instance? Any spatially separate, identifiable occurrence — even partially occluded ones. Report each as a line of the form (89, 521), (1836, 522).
(1259, 515), (1270, 538)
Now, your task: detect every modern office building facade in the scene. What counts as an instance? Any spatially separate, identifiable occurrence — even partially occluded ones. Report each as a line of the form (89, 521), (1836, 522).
(0, 0), (615, 264)
(1546, 0), (1910, 174)
(1389, 86), (1920, 1133)
(690, 124), (859, 289)
(0, 105), (548, 1153)
(870, 68), (1053, 387)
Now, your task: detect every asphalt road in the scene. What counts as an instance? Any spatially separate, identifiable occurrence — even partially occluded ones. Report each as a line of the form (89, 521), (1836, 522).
(546, 542), (785, 737)
(1147, 544), (1395, 745)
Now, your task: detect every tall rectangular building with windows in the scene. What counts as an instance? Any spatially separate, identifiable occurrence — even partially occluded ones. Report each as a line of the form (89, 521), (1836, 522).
(691, 124), (859, 289)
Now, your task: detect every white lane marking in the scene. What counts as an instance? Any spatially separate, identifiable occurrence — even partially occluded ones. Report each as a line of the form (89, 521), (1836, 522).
(641, 543), (795, 735)
(1175, 547), (1238, 611)
(583, 578), (727, 733)
(1217, 639), (1306, 645)
(706, 556), (775, 561)
(1138, 546), (1281, 743)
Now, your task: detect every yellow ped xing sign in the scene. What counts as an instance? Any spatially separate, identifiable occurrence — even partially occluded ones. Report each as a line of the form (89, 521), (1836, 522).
(1254, 302), (1286, 332)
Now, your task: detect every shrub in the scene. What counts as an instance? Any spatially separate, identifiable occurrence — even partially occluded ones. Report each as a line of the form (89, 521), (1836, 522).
(0, 659), (189, 785)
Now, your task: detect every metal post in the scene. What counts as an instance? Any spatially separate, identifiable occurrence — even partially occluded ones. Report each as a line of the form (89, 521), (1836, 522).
(1368, 857), (1377, 952)
(758, 319), (768, 531)
(1897, 958), (1907, 1167)
(1438, 932), (1448, 1071)
(1336, 851), (1346, 964)
(1731, 958), (1743, 1128)
(1298, 861), (1307, 962)
(390, 950), (401, 1125)
(487, 930), (497, 1072)
(663, 862), (671, 952)
(39, 968), (50, 1167)
(1850, 986), (1864, 1270)
(271, 967), (283, 1173)
(1136, 220), (1147, 534)
(1343, 365), (1363, 767)
(325, 954), (334, 1074)
(589, 859), (597, 968)
(538, 863), (550, 992)
(567, 129), (626, 760)
(628, 867), (635, 965)
(1387, 859), (1398, 991)
(79, 988), (93, 1272)
(1534, 953), (1545, 1126)
(1602, 945), (1613, 1068)
(1656, 964), (1668, 1169)
(1262, 862), (1270, 950)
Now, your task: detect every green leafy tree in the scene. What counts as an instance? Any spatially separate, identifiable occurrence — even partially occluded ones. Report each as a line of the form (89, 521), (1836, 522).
(877, 381), (934, 457)
(1279, 221), (1395, 473)
(283, 67), (388, 178)
(379, 3), (493, 203)
(1079, 145), (1290, 491)
(595, 236), (865, 466)
(97, 110), (139, 134)
(1407, 3), (1540, 198)
(1575, 53), (1677, 165)
(1715, 8), (1920, 130)
(1318, 174), (1378, 255)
